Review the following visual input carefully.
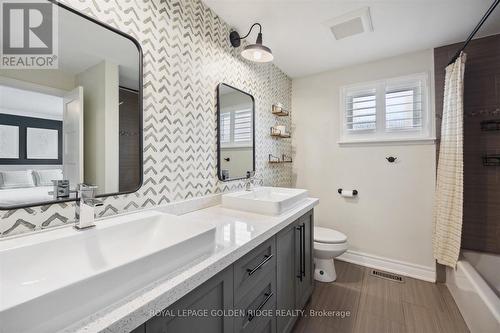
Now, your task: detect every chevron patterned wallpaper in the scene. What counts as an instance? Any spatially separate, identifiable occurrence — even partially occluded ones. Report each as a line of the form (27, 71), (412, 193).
(0, 0), (292, 237)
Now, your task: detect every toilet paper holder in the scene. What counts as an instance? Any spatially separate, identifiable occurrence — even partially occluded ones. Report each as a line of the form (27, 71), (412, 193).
(338, 189), (358, 196)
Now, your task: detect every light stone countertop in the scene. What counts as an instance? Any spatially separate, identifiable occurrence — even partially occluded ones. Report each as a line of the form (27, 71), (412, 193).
(61, 198), (319, 333)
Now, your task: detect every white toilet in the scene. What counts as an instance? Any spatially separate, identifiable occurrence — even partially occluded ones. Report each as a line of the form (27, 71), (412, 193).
(313, 226), (348, 282)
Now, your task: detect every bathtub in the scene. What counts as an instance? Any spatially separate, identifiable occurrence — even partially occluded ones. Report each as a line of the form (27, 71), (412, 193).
(446, 250), (500, 333)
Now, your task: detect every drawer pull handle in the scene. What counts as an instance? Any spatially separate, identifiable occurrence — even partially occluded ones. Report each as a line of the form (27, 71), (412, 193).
(248, 292), (274, 322)
(246, 254), (273, 276)
(301, 223), (306, 278)
(296, 225), (303, 281)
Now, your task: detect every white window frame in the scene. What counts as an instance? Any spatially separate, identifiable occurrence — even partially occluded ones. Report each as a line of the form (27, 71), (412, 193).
(339, 72), (434, 144)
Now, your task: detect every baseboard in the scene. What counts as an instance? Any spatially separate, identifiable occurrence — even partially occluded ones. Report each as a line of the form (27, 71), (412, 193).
(337, 250), (436, 282)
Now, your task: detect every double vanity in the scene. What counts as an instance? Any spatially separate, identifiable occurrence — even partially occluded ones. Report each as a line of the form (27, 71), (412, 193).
(0, 2), (311, 333)
(0, 188), (318, 333)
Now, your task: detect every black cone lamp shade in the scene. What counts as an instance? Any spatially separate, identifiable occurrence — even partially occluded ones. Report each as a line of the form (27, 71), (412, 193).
(241, 32), (273, 62)
(229, 24), (273, 63)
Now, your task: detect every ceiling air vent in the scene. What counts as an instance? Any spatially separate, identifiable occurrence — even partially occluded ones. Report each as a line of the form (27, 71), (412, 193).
(370, 269), (404, 283)
(325, 7), (373, 40)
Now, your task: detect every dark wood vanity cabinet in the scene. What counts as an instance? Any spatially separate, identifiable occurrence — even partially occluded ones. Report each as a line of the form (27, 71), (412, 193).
(294, 211), (314, 311)
(140, 210), (314, 333)
(145, 267), (234, 333)
(276, 210), (314, 333)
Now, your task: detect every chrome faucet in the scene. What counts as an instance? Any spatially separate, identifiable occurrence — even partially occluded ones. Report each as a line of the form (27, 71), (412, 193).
(245, 171), (263, 191)
(74, 184), (103, 230)
(245, 171), (254, 191)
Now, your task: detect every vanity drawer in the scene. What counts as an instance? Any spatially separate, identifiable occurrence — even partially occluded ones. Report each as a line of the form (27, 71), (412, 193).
(234, 274), (276, 333)
(234, 238), (276, 302)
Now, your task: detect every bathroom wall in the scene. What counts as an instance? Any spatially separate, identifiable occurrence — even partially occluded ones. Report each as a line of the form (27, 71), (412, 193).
(0, 69), (76, 91)
(434, 34), (500, 255)
(0, 0), (292, 237)
(77, 60), (120, 194)
(292, 49), (437, 277)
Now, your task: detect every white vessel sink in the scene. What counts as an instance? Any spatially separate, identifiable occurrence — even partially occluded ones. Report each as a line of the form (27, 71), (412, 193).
(0, 210), (216, 333)
(221, 187), (308, 216)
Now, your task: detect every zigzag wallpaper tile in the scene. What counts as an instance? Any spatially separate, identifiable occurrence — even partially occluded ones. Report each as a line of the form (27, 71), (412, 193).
(0, 0), (292, 237)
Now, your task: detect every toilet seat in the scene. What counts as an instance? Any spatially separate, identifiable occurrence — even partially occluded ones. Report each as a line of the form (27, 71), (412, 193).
(314, 240), (348, 258)
(314, 226), (347, 244)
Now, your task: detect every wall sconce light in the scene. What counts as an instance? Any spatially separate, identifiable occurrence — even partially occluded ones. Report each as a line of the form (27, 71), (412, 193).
(229, 23), (273, 63)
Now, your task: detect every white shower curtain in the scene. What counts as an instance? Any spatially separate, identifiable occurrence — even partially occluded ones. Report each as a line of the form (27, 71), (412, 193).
(433, 52), (466, 268)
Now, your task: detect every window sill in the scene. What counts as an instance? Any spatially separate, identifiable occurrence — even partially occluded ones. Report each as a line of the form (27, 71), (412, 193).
(337, 137), (436, 146)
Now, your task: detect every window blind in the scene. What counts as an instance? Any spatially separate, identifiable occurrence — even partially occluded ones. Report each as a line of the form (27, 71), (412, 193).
(220, 112), (231, 144)
(233, 109), (252, 143)
(346, 91), (377, 131)
(385, 82), (423, 131)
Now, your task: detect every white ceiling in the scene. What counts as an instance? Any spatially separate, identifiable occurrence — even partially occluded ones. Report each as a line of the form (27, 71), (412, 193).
(58, 8), (140, 90)
(203, 0), (500, 78)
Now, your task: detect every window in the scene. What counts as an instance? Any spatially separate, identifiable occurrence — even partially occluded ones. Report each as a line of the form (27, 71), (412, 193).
(220, 108), (253, 147)
(340, 73), (432, 143)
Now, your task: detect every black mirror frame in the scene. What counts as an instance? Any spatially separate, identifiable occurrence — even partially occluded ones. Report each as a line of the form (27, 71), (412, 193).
(0, 0), (144, 210)
(216, 83), (256, 182)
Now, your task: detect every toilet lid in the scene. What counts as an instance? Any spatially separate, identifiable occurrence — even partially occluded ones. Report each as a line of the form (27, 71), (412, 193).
(314, 226), (347, 244)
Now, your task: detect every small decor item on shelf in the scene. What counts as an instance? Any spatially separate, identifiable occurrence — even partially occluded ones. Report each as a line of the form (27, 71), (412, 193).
(270, 126), (291, 138)
(268, 154), (293, 164)
(272, 104), (289, 116)
(270, 126), (281, 136)
(269, 154), (281, 163)
(483, 154), (500, 166)
(282, 154), (293, 163)
(480, 119), (500, 131)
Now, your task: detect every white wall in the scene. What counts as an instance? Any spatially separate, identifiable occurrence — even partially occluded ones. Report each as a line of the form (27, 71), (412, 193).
(292, 49), (436, 276)
(0, 107), (63, 121)
(103, 62), (120, 193)
(76, 61), (119, 194)
(220, 147), (253, 179)
(0, 69), (75, 91)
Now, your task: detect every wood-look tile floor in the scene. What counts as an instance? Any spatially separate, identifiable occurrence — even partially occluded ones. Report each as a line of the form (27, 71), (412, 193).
(292, 261), (469, 333)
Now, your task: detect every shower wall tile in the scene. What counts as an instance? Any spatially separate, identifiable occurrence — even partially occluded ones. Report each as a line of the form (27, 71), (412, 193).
(0, 0), (292, 237)
(434, 34), (500, 254)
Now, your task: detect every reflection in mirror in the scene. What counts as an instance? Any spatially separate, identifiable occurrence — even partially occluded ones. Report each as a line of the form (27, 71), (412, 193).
(217, 84), (255, 181)
(0, 1), (142, 209)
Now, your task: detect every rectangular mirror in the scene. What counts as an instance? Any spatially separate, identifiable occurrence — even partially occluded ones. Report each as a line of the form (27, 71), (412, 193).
(217, 83), (255, 181)
(0, 1), (142, 209)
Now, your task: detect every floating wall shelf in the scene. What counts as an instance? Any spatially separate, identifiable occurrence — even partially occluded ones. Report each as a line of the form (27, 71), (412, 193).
(270, 127), (291, 138)
(270, 133), (291, 138)
(480, 119), (500, 131)
(269, 154), (292, 164)
(272, 104), (289, 116)
(483, 154), (500, 166)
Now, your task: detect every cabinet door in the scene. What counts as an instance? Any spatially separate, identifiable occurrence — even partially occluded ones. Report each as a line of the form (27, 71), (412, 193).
(276, 224), (297, 333)
(145, 267), (234, 333)
(295, 210), (314, 310)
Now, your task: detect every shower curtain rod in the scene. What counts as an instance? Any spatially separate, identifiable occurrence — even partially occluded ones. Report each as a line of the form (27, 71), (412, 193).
(448, 0), (500, 66)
